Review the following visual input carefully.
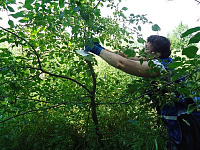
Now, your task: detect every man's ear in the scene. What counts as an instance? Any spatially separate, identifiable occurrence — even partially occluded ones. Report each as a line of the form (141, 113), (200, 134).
(155, 52), (161, 58)
(151, 50), (161, 58)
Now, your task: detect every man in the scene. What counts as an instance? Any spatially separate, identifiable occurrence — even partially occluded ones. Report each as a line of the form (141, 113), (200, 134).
(85, 35), (200, 150)
(86, 35), (171, 77)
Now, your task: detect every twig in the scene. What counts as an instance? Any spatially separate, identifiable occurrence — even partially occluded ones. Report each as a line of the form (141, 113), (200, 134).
(195, 0), (200, 4)
(93, 0), (101, 10)
(41, 68), (92, 95)
(4, 65), (92, 95)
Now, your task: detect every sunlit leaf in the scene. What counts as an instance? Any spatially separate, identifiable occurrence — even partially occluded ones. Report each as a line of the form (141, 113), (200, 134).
(24, 3), (33, 10)
(188, 32), (200, 44)
(7, 6), (15, 12)
(122, 7), (128, 11)
(59, 0), (64, 8)
(152, 24), (161, 31)
(8, 20), (14, 28)
(181, 26), (200, 38)
(19, 19), (28, 23)
(138, 26), (141, 31)
(137, 38), (145, 44)
(72, 25), (79, 34)
(10, 11), (24, 18)
(168, 61), (183, 69)
(182, 46), (198, 58)
(25, 0), (35, 5)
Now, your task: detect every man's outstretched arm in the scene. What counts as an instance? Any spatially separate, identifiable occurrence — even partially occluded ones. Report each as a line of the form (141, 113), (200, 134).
(99, 50), (159, 78)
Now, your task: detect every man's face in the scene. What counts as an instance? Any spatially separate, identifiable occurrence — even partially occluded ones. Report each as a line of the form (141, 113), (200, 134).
(144, 42), (154, 53)
(144, 42), (160, 58)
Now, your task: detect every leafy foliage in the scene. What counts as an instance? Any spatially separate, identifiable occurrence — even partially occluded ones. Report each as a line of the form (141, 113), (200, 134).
(0, 0), (199, 149)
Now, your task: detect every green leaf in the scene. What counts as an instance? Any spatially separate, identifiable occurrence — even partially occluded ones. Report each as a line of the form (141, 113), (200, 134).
(137, 38), (145, 44)
(7, 6), (15, 12)
(126, 84), (137, 94)
(94, 9), (101, 17)
(172, 71), (185, 81)
(155, 139), (158, 150)
(187, 103), (197, 114)
(81, 13), (89, 22)
(181, 26), (200, 38)
(182, 46), (198, 58)
(30, 68), (35, 74)
(24, 3), (33, 10)
(8, 20), (14, 28)
(19, 19), (28, 23)
(123, 49), (136, 57)
(84, 54), (94, 61)
(0, 48), (7, 50)
(10, 11), (24, 18)
(72, 25), (79, 34)
(59, 0), (64, 8)
(168, 61), (183, 69)
(73, 6), (80, 12)
(122, 7), (128, 11)
(0, 38), (7, 43)
(138, 26), (141, 31)
(128, 119), (139, 126)
(25, 0), (35, 5)
(59, 11), (64, 20)
(152, 24), (161, 31)
(188, 32), (200, 44)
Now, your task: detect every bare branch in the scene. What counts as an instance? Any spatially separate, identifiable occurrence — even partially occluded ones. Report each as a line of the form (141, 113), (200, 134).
(195, 0), (200, 4)
(93, 0), (101, 10)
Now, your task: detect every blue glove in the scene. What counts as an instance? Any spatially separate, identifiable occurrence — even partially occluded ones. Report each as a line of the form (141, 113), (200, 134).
(85, 42), (105, 55)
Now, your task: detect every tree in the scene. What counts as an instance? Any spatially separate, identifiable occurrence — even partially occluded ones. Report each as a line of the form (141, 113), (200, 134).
(167, 22), (189, 50)
(0, 0), (199, 149)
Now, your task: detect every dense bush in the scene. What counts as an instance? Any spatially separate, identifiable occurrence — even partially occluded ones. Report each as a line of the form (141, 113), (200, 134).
(0, 0), (199, 149)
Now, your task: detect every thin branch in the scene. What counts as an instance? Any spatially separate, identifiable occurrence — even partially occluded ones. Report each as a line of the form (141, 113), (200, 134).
(41, 68), (92, 95)
(0, 65), (92, 95)
(195, 0), (200, 4)
(0, 26), (42, 69)
(8, 65), (92, 95)
(93, 0), (101, 10)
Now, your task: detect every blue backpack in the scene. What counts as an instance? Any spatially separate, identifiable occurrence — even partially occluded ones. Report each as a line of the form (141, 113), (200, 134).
(160, 58), (200, 144)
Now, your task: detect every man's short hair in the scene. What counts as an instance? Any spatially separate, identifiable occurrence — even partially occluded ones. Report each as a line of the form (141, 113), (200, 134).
(147, 35), (171, 59)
